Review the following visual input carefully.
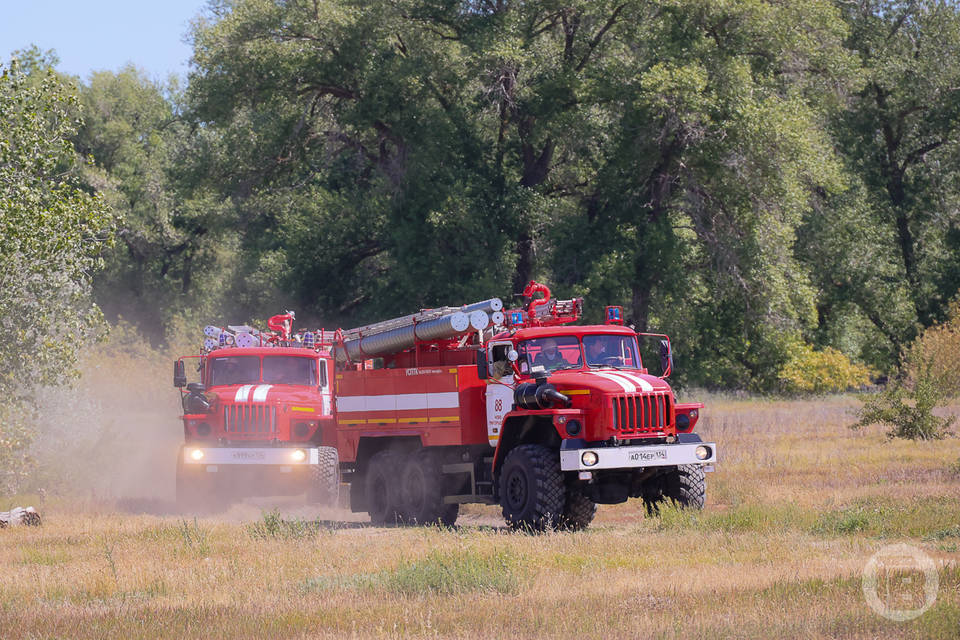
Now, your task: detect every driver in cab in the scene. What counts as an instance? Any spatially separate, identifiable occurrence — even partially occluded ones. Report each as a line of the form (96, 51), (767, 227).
(533, 338), (566, 371)
(585, 336), (622, 367)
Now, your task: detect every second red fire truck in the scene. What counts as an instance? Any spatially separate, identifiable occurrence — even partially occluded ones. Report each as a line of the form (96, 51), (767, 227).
(174, 283), (716, 530)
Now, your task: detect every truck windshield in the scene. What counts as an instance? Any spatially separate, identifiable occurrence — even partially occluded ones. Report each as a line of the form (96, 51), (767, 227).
(518, 336), (582, 373)
(583, 334), (641, 369)
(262, 356), (317, 386)
(209, 356), (261, 386)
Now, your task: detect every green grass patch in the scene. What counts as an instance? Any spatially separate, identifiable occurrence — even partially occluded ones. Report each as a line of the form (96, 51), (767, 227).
(301, 548), (529, 596)
(813, 497), (960, 538)
(20, 546), (70, 566)
(644, 496), (960, 539)
(246, 509), (326, 540)
(925, 525), (960, 541)
(383, 548), (526, 595)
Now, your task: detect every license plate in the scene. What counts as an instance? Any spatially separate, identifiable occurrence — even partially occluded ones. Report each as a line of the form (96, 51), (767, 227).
(627, 448), (668, 463)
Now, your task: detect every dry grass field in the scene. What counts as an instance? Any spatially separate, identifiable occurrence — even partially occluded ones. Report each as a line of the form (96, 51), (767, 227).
(2, 394), (960, 639)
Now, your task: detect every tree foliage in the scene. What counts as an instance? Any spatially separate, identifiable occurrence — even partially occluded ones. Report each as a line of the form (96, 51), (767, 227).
(0, 58), (113, 488)
(10, 0), (960, 394)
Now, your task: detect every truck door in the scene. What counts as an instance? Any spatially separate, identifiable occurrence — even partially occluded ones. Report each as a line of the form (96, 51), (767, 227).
(318, 358), (332, 416)
(484, 341), (515, 447)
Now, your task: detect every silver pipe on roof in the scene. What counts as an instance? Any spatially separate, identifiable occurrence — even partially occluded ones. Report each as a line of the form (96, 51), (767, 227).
(460, 298), (503, 315)
(339, 311), (471, 361)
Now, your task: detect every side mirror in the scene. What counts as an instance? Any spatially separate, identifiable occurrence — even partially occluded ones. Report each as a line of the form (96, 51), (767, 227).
(476, 350), (489, 380)
(658, 340), (673, 378)
(183, 382), (210, 413)
(174, 361), (187, 388)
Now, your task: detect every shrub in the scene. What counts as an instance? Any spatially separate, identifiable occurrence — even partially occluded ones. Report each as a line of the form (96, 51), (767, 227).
(903, 298), (960, 398)
(778, 341), (873, 394)
(852, 356), (955, 441)
(852, 299), (960, 441)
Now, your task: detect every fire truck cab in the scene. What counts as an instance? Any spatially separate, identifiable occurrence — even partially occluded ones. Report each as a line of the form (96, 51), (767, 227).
(173, 318), (341, 510)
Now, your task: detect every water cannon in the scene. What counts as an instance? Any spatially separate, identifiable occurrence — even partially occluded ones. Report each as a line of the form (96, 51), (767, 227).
(268, 311), (296, 341)
(503, 281), (582, 328)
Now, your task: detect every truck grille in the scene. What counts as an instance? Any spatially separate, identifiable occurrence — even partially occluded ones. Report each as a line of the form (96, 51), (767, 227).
(223, 404), (278, 436)
(611, 393), (672, 434)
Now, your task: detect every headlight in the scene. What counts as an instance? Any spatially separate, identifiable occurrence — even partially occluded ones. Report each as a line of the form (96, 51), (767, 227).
(695, 445), (711, 460)
(291, 449), (307, 462)
(196, 422), (211, 437)
(675, 413), (690, 430)
(581, 451), (599, 466)
(565, 419), (582, 436)
(190, 449), (204, 461)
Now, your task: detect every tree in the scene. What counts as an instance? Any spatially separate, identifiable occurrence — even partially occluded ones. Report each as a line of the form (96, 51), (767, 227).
(75, 66), (237, 342)
(0, 58), (113, 489)
(812, 0), (960, 368)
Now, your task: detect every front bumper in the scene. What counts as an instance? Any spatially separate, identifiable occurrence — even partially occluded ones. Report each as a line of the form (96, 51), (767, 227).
(182, 446), (320, 466)
(559, 441), (717, 471)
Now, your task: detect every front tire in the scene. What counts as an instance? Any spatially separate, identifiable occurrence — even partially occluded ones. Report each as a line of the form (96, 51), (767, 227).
(307, 446), (340, 506)
(560, 489), (597, 531)
(642, 464), (706, 515)
(499, 444), (564, 532)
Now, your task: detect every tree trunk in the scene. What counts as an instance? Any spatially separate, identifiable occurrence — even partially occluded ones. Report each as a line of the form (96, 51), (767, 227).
(631, 280), (650, 332)
(512, 231), (534, 293)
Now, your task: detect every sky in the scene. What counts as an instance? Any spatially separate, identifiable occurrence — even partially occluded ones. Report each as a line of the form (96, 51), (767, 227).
(1, 1), (208, 81)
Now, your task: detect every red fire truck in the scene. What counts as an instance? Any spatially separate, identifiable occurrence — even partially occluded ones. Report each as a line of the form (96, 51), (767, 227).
(173, 312), (340, 510)
(174, 284), (716, 530)
(332, 282), (715, 530)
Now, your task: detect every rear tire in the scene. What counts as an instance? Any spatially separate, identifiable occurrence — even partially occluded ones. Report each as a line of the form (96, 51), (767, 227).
(399, 451), (454, 526)
(642, 464), (706, 515)
(560, 489), (597, 531)
(499, 444), (564, 532)
(366, 451), (404, 525)
(307, 446), (340, 506)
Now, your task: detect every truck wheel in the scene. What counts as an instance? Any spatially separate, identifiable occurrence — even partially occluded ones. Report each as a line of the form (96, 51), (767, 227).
(366, 451), (404, 525)
(307, 446), (340, 506)
(560, 489), (597, 531)
(399, 451), (450, 526)
(643, 464), (706, 515)
(499, 444), (564, 532)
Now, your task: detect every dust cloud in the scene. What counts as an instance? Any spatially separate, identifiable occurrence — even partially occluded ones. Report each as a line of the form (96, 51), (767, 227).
(27, 324), (183, 504)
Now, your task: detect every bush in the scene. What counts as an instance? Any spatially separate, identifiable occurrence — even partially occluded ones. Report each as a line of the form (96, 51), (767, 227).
(903, 298), (960, 398)
(778, 341), (874, 394)
(852, 357), (955, 441)
(852, 299), (960, 441)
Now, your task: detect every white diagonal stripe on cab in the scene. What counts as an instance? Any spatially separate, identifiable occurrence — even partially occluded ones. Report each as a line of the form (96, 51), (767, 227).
(234, 385), (254, 402)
